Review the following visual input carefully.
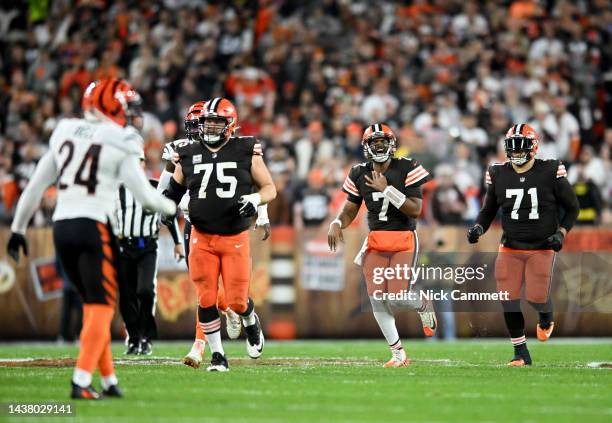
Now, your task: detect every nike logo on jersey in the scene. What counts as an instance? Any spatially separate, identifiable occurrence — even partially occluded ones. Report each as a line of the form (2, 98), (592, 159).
(235, 244), (243, 248)
(193, 238), (198, 244)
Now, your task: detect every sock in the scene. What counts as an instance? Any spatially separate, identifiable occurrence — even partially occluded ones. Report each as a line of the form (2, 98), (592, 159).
(239, 298), (256, 327)
(72, 368), (92, 388)
(76, 304), (115, 375)
(389, 338), (403, 351)
(199, 305), (224, 355)
(97, 339), (114, 379)
(369, 297), (400, 346)
(101, 374), (118, 390)
(528, 300), (554, 329)
(502, 300), (526, 353)
(194, 307), (206, 342)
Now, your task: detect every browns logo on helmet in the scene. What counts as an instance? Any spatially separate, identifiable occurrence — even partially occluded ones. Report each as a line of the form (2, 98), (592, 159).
(82, 78), (142, 127)
(361, 123), (397, 163)
(198, 97), (238, 145)
(504, 123), (539, 166)
(184, 101), (206, 141)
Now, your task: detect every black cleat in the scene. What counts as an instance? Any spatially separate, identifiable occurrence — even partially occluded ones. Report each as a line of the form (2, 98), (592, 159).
(125, 342), (140, 355)
(139, 339), (152, 356)
(244, 314), (265, 359)
(206, 352), (229, 372)
(71, 382), (101, 400)
(102, 384), (123, 398)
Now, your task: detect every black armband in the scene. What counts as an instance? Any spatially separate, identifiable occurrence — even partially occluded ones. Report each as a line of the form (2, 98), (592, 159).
(164, 177), (187, 204)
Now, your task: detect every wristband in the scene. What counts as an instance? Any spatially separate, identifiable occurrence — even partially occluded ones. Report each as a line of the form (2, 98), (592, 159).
(330, 218), (342, 228)
(256, 204), (269, 225)
(382, 186), (406, 209)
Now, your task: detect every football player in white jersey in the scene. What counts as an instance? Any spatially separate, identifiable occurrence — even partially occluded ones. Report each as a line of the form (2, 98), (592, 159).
(158, 100), (271, 369)
(6, 79), (176, 400)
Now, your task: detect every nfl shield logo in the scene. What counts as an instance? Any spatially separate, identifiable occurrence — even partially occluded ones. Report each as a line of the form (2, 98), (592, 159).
(520, 177), (525, 183)
(193, 154), (202, 164)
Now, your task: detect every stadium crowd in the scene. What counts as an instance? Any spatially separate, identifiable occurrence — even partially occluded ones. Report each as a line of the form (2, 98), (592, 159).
(0, 0), (610, 228)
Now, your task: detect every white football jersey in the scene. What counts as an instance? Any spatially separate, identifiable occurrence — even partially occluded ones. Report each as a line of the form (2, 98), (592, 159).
(50, 118), (144, 223)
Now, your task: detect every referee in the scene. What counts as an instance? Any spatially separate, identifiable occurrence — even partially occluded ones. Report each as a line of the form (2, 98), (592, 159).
(114, 155), (183, 355)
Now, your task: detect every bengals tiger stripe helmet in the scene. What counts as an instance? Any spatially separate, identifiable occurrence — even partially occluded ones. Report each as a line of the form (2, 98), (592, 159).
(184, 101), (206, 141)
(362, 123), (397, 163)
(198, 97), (238, 145)
(82, 79), (142, 127)
(504, 123), (539, 166)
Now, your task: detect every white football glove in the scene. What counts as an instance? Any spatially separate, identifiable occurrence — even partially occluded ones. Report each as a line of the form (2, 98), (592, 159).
(238, 193), (261, 217)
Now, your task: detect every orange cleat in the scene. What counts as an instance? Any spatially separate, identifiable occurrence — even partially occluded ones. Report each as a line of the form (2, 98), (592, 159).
(383, 348), (410, 368)
(537, 322), (554, 342)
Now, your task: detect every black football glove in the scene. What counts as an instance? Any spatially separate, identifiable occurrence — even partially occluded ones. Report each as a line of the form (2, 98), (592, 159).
(7, 232), (28, 263)
(160, 213), (176, 228)
(546, 230), (565, 252)
(238, 194), (261, 218)
(467, 224), (484, 244)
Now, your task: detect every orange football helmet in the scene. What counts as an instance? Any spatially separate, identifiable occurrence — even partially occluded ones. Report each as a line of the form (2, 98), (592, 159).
(361, 123), (397, 163)
(82, 79), (142, 127)
(198, 97), (238, 145)
(504, 123), (539, 166)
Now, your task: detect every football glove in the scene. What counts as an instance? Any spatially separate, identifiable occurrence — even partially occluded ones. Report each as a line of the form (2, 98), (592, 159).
(546, 230), (565, 252)
(238, 193), (261, 218)
(7, 232), (28, 263)
(467, 224), (484, 244)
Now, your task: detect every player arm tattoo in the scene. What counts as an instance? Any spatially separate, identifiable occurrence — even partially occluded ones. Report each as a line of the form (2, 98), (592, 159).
(250, 154), (277, 204)
(475, 184), (499, 233)
(553, 176), (580, 232)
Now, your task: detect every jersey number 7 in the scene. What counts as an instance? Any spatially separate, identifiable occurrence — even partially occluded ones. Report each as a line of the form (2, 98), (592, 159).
(194, 162), (238, 199)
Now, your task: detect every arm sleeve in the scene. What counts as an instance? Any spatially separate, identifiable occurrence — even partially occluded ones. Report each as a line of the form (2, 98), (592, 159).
(157, 169), (174, 193)
(342, 167), (363, 205)
(168, 217), (181, 244)
(119, 155), (176, 216)
(553, 174), (580, 232)
(475, 168), (499, 232)
(11, 152), (59, 234)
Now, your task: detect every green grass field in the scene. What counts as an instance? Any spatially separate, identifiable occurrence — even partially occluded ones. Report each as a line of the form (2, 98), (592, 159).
(0, 340), (611, 423)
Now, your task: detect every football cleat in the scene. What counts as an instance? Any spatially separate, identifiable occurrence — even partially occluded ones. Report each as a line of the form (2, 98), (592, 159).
(182, 340), (206, 369)
(245, 314), (265, 359)
(537, 322), (555, 342)
(71, 382), (101, 400)
(384, 348), (410, 368)
(206, 352), (229, 372)
(224, 308), (242, 340)
(102, 384), (123, 398)
(508, 350), (532, 367)
(125, 342), (140, 355)
(139, 339), (152, 356)
(417, 300), (437, 337)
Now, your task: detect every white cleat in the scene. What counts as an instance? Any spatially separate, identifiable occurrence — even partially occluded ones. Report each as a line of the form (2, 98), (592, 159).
(182, 340), (205, 369)
(244, 314), (264, 359)
(224, 308), (242, 340)
(418, 300), (437, 337)
(384, 348), (410, 368)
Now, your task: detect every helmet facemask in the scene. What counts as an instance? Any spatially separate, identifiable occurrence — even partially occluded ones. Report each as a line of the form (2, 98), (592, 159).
(504, 136), (534, 166)
(365, 135), (395, 163)
(199, 115), (230, 146)
(184, 118), (199, 141)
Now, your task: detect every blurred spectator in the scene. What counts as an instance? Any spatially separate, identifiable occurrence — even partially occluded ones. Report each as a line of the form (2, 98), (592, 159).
(431, 164), (467, 225)
(293, 168), (331, 229)
(567, 146), (607, 191)
(0, 1), (610, 227)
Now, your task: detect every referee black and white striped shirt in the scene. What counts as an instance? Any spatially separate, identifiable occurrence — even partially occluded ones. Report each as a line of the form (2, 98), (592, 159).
(115, 180), (161, 239)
